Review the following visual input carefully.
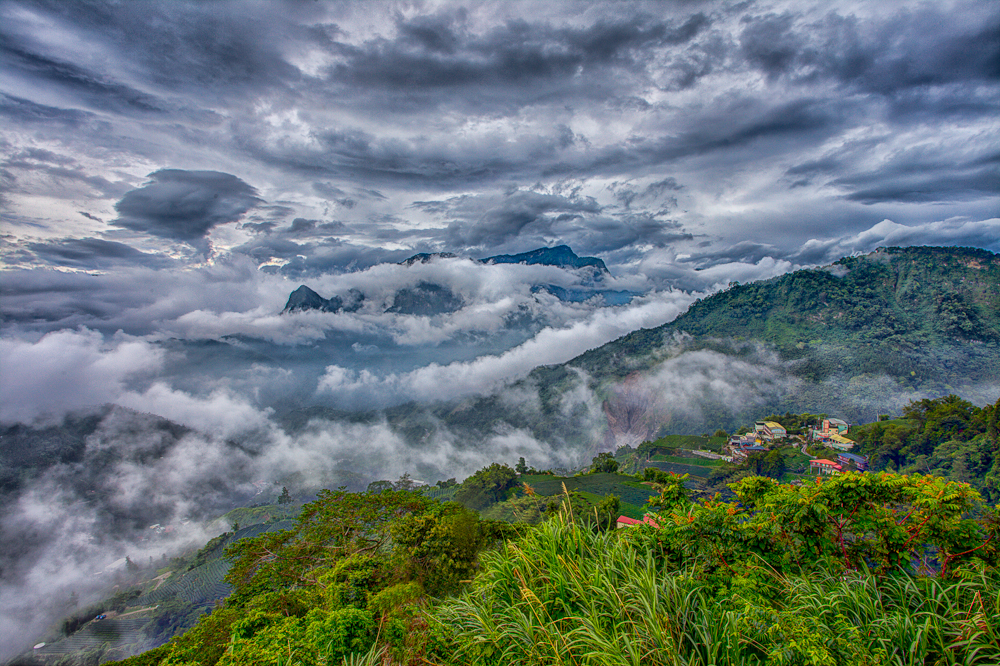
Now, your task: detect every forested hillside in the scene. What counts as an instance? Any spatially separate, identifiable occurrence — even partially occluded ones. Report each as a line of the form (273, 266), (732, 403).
(376, 246), (1000, 451)
(572, 246), (1000, 384)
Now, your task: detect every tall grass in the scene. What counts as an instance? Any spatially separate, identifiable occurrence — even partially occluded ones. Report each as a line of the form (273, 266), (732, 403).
(432, 513), (1000, 666)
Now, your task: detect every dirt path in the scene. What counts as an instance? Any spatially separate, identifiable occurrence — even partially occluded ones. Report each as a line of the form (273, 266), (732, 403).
(149, 571), (172, 591)
(111, 606), (159, 619)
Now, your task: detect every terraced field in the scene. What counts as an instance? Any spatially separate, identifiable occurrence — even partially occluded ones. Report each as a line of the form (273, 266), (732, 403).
(133, 558), (232, 607)
(33, 617), (152, 657)
(642, 461), (716, 478)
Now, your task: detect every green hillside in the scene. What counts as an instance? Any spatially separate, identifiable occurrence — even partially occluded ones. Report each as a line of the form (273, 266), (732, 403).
(572, 246), (1000, 384)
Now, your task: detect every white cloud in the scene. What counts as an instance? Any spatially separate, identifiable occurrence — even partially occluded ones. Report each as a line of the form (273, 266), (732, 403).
(0, 329), (163, 423)
(795, 217), (1000, 264)
(317, 288), (697, 406)
(117, 383), (273, 440)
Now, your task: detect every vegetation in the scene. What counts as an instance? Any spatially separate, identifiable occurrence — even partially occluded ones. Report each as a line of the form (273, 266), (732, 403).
(94, 468), (1000, 666)
(852, 395), (1000, 501)
(573, 246), (1000, 384)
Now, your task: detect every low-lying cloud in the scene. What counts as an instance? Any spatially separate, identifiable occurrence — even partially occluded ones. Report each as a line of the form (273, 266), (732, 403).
(317, 288), (695, 407)
(0, 329), (163, 423)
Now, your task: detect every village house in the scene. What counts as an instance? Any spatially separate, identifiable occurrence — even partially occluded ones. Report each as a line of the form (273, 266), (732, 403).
(810, 458), (843, 475)
(828, 433), (857, 451)
(616, 514), (661, 529)
(837, 452), (869, 471)
(755, 421), (787, 440)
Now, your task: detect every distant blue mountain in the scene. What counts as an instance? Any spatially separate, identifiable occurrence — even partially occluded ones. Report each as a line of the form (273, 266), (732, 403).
(481, 245), (609, 274)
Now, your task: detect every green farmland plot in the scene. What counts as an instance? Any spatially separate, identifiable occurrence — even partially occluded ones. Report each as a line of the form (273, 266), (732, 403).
(516, 473), (659, 508)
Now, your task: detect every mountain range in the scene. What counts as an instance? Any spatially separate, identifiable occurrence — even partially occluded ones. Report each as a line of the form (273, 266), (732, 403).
(361, 246), (1000, 454)
(281, 245), (627, 315)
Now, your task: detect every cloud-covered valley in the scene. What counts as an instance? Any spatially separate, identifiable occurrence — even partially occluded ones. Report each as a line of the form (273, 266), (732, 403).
(2, 0), (999, 658)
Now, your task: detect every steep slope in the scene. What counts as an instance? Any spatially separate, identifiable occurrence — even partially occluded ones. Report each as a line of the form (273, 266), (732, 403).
(568, 246), (1000, 386)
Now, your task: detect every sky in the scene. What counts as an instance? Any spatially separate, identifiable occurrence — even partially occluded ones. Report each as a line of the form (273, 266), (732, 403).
(2, 0), (998, 419)
(0, 1), (998, 653)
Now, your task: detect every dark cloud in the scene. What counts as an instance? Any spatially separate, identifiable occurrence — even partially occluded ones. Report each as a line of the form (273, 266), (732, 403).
(0, 40), (164, 115)
(432, 190), (603, 249)
(841, 170), (1000, 205)
(26, 237), (177, 270)
(0, 92), (92, 128)
(738, 5), (1000, 100)
(740, 13), (801, 79)
(329, 12), (710, 94)
(2, 148), (130, 199)
(614, 177), (683, 209)
(112, 170), (262, 247)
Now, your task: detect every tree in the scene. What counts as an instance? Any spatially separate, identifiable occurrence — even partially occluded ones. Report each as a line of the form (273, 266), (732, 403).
(367, 480), (395, 494)
(762, 449), (786, 479)
(515, 457), (528, 474)
(394, 473), (416, 491)
(646, 472), (690, 513)
(590, 451), (619, 474)
(454, 463), (518, 511)
(277, 486), (292, 504)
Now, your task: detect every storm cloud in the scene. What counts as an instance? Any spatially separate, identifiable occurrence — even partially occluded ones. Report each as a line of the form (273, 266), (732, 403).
(112, 169), (262, 249)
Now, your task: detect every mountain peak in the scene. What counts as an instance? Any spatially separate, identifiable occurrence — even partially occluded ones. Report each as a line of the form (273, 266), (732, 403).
(282, 285), (364, 314)
(282, 285), (328, 313)
(399, 252), (457, 266)
(481, 245), (609, 273)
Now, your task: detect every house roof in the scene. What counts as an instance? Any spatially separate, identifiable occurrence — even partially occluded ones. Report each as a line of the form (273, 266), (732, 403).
(617, 515), (661, 528)
(830, 433), (855, 444)
(763, 421), (785, 429)
(838, 452), (868, 463)
(811, 458), (837, 465)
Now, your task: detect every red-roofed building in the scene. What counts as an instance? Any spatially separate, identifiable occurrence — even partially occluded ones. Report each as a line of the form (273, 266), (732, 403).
(616, 514), (661, 529)
(810, 458), (842, 475)
(616, 515), (641, 528)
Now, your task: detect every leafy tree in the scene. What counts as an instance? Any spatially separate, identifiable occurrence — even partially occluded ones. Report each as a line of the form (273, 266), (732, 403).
(454, 463), (518, 511)
(366, 479), (395, 494)
(646, 472), (690, 513)
(391, 501), (490, 595)
(589, 451), (619, 474)
(515, 456), (528, 474)
(277, 486), (291, 505)
(394, 472), (417, 491)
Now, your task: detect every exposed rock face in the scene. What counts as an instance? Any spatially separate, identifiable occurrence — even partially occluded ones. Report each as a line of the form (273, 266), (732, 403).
(282, 286), (364, 313)
(386, 281), (463, 315)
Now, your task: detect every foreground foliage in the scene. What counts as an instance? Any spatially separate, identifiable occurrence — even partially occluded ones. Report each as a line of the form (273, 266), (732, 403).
(435, 473), (1000, 665)
(435, 514), (1000, 666)
(105, 472), (999, 666)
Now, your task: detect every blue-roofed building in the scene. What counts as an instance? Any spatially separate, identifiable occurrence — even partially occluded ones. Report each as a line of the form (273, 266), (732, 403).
(837, 452), (868, 471)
